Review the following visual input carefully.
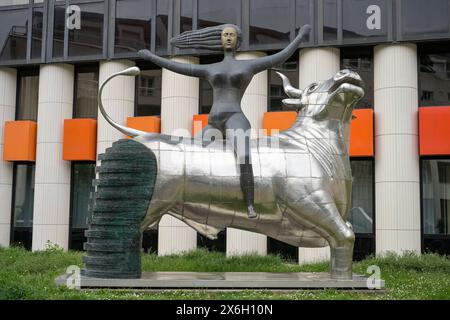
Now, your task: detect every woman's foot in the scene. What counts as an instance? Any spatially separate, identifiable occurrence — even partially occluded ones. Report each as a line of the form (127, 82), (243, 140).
(247, 205), (257, 219)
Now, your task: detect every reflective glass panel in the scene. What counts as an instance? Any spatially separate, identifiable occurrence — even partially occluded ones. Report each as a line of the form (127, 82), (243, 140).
(419, 44), (450, 107)
(422, 160), (450, 235)
(402, 0), (449, 37)
(323, 0), (337, 42)
(16, 69), (39, 121)
(180, 0), (193, 33)
(53, 4), (65, 58)
(74, 65), (99, 118)
(31, 6), (44, 59)
(68, 2), (104, 57)
(115, 0), (152, 53)
(349, 160), (374, 234)
(12, 164), (35, 228)
(71, 162), (96, 230)
(296, 0), (311, 42)
(343, 0), (387, 40)
(136, 68), (162, 116)
(198, 0), (240, 28)
(249, 0), (290, 46)
(0, 8), (28, 61)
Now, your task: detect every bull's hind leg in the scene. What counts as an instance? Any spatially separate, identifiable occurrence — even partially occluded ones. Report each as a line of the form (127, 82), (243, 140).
(288, 198), (355, 280)
(81, 139), (157, 279)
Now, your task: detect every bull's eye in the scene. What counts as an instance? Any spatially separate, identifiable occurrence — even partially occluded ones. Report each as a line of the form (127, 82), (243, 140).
(307, 83), (318, 93)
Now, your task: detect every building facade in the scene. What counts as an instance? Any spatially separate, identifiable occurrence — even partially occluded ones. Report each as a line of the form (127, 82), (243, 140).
(0, 0), (449, 262)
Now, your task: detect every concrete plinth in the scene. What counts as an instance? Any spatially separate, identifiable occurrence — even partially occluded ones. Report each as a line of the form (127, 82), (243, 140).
(55, 272), (384, 290)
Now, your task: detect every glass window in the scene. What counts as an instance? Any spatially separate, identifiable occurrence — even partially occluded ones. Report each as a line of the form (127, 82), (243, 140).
(180, 0), (193, 34)
(0, 8), (28, 61)
(341, 47), (374, 109)
(156, 0), (169, 52)
(74, 65), (99, 118)
(323, 0), (338, 42)
(343, 0), (388, 41)
(68, 2), (104, 57)
(349, 160), (374, 234)
(296, 0), (311, 42)
(419, 43), (450, 107)
(11, 163), (35, 250)
(198, 0), (240, 29)
(31, 6), (44, 60)
(402, 0), (449, 37)
(115, 0), (152, 54)
(197, 231), (226, 253)
(269, 60), (298, 111)
(70, 162), (95, 250)
(16, 69), (39, 121)
(422, 160), (450, 235)
(249, 0), (290, 46)
(136, 68), (162, 116)
(0, 0), (29, 5)
(53, 4), (65, 58)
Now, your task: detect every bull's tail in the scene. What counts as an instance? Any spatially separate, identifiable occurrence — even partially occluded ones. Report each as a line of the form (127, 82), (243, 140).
(81, 139), (157, 279)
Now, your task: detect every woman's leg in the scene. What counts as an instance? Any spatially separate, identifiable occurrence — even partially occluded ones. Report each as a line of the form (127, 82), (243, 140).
(225, 113), (257, 219)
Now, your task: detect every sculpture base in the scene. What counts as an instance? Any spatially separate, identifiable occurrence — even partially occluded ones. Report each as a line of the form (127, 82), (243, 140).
(55, 272), (384, 290)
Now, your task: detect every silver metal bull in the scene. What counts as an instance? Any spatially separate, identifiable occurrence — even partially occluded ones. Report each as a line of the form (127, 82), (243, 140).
(98, 68), (365, 280)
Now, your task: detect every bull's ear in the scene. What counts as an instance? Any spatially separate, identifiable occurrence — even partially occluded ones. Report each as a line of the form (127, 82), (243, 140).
(282, 98), (304, 112)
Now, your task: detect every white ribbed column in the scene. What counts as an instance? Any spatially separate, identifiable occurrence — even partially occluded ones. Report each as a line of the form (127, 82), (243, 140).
(226, 51), (268, 256)
(0, 68), (17, 247)
(97, 60), (136, 159)
(298, 47), (340, 263)
(158, 56), (199, 255)
(374, 43), (421, 254)
(32, 64), (74, 251)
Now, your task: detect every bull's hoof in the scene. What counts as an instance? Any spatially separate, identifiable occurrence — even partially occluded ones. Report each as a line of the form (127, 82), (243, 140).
(247, 205), (258, 219)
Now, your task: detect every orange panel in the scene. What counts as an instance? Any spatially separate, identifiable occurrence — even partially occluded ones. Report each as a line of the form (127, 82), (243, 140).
(3, 121), (37, 162)
(419, 106), (450, 156)
(349, 109), (374, 157)
(127, 116), (161, 134)
(63, 119), (97, 161)
(192, 114), (209, 136)
(263, 111), (297, 135)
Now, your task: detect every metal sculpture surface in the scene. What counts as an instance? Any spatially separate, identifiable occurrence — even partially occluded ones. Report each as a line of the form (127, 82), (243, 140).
(137, 24), (311, 219)
(82, 64), (365, 280)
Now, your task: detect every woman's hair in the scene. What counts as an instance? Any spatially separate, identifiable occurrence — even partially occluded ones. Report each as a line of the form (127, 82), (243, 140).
(170, 24), (242, 50)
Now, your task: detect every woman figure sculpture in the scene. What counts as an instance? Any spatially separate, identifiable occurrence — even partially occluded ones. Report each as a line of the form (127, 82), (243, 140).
(138, 24), (311, 219)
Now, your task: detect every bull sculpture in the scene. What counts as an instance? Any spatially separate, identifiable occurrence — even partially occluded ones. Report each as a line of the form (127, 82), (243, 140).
(82, 69), (365, 280)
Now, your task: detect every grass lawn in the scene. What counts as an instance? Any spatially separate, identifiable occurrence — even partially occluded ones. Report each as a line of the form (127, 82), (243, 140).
(0, 246), (449, 300)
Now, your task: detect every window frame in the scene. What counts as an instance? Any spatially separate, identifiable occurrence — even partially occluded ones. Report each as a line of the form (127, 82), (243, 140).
(72, 63), (99, 119)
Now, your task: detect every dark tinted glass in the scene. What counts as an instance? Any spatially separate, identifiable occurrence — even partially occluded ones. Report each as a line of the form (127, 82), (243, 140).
(156, 0), (169, 52)
(419, 44), (450, 107)
(296, 0), (311, 42)
(115, 0), (152, 53)
(349, 160), (374, 234)
(31, 7), (44, 60)
(0, 8), (28, 61)
(180, 0), (193, 33)
(402, 0), (449, 37)
(68, 2), (104, 57)
(198, 0), (240, 28)
(53, 5), (65, 58)
(74, 65), (99, 118)
(267, 237), (298, 262)
(12, 164), (36, 228)
(71, 162), (95, 230)
(323, 0), (337, 42)
(197, 231), (226, 253)
(269, 60), (298, 111)
(136, 68), (162, 116)
(422, 160), (450, 235)
(341, 47), (374, 109)
(249, 0), (290, 46)
(16, 69), (39, 121)
(343, 0), (387, 41)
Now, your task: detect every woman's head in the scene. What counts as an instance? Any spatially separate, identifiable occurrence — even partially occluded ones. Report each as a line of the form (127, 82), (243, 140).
(171, 24), (242, 51)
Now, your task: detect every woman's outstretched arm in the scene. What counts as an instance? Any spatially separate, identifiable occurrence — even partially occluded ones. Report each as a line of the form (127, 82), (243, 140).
(138, 49), (208, 78)
(249, 24), (311, 74)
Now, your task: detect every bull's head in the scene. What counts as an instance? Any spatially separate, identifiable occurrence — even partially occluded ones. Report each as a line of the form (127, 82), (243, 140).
(277, 69), (365, 123)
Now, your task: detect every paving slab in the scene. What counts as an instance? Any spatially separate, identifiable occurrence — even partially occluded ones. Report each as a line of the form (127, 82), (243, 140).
(55, 272), (384, 290)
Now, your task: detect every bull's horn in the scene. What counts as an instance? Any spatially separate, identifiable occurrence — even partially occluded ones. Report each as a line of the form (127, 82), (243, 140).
(276, 71), (303, 99)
